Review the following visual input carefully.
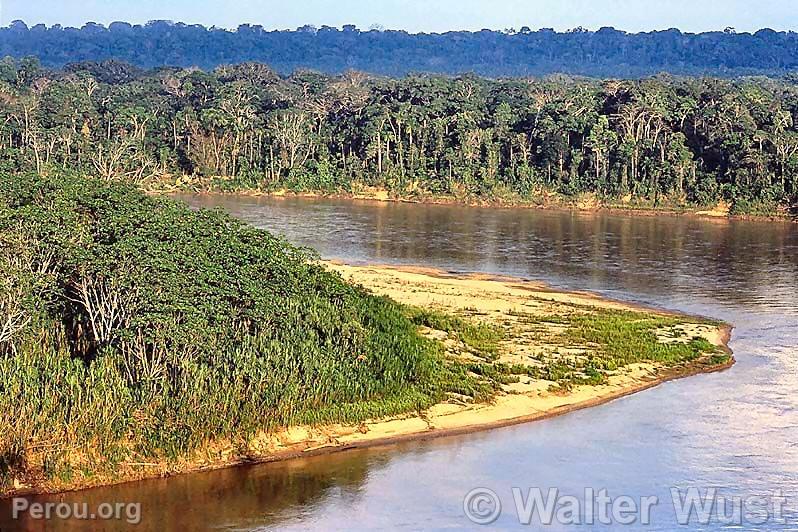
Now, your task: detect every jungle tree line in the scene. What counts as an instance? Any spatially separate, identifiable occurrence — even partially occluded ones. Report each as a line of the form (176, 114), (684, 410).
(1, 58), (798, 213)
(3, 21), (798, 78)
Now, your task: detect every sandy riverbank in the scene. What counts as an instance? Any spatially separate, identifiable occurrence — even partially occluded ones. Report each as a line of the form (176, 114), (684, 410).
(5, 263), (733, 497)
(229, 262), (733, 460)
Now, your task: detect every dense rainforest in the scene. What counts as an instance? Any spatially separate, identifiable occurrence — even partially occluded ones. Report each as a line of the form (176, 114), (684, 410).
(0, 57), (797, 215)
(3, 20), (798, 78)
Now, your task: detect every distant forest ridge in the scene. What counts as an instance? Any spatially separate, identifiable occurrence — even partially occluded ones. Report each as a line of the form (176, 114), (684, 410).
(2, 20), (798, 77)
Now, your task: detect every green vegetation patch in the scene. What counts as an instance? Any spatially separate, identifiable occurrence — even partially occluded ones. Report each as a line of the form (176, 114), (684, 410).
(0, 57), (797, 216)
(532, 309), (723, 392)
(0, 173), (486, 488)
(406, 307), (506, 359)
(407, 303), (725, 397)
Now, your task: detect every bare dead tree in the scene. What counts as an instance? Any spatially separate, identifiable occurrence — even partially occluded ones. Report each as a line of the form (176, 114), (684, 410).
(92, 138), (160, 183)
(120, 330), (167, 385)
(67, 274), (134, 348)
(0, 232), (55, 354)
(0, 287), (30, 350)
(269, 111), (311, 171)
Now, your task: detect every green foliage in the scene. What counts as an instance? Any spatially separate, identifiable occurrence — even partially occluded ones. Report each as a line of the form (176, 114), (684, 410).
(0, 62), (796, 215)
(561, 311), (718, 368)
(4, 26), (798, 78)
(0, 173), (481, 486)
(710, 354), (732, 365)
(466, 363), (520, 386)
(535, 309), (723, 391)
(406, 307), (505, 358)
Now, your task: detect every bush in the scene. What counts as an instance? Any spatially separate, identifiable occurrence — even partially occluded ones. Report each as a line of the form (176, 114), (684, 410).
(0, 173), (454, 485)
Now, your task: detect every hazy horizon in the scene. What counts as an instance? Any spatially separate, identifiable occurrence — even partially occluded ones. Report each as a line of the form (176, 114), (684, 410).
(2, 0), (797, 34)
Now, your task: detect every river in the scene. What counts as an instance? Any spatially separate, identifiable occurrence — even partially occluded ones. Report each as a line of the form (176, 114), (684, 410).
(4, 196), (797, 530)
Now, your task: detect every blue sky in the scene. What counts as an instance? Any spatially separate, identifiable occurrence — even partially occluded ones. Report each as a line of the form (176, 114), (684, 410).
(3, 0), (797, 33)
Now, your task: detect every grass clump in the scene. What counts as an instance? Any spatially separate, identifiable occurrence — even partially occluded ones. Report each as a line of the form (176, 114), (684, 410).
(560, 310), (719, 369)
(0, 173), (486, 489)
(406, 307), (505, 359)
(535, 309), (724, 391)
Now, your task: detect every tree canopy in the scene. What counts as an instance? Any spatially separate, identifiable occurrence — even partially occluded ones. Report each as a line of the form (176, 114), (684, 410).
(1, 58), (797, 214)
(1, 21), (798, 78)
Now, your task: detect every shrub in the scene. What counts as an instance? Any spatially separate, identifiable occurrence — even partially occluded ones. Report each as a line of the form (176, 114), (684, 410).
(0, 173), (460, 486)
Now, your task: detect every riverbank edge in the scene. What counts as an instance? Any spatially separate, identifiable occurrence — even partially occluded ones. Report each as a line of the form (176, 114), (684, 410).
(231, 326), (734, 456)
(2, 267), (735, 499)
(168, 186), (796, 223)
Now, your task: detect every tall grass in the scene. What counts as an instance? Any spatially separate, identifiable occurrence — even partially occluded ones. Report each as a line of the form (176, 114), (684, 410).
(406, 307), (505, 359)
(0, 173), (484, 488)
(532, 309), (726, 392)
